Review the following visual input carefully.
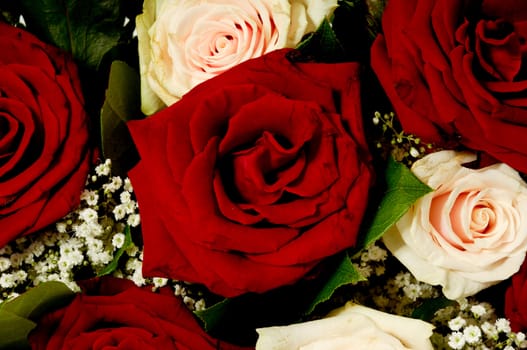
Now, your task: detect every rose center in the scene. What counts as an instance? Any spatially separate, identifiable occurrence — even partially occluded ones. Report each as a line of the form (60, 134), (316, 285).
(472, 18), (525, 81)
(470, 203), (496, 233)
(227, 131), (305, 206)
(214, 35), (234, 53)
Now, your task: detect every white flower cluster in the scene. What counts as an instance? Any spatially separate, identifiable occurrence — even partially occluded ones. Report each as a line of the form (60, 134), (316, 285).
(432, 300), (527, 349)
(0, 159), (207, 311)
(0, 159), (140, 300)
(353, 242), (388, 278)
(346, 241), (527, 350)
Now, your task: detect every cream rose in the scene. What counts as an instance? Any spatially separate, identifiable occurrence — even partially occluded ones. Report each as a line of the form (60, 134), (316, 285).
(136, 0), (338, 115)
(255, 302), (434, 349)
(383, 150), (527, 300)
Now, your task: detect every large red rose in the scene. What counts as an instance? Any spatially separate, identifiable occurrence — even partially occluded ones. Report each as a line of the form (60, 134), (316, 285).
(127, 49), (372, 297)
(29, 277), (246, 349)
(0, 22), (91, 246)
(505, 262), (527, 332)
(371, 0), (527, 174)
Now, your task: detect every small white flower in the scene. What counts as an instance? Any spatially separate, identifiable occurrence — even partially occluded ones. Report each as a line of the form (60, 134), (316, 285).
(448, 316), (467, 331)
(153, 277), (168, 288)
(394, 272), (411, 288)
(10, 253), (24, 268)
(80, 189), (99, 206)
(113, 205), (127, 221)
(0, 273), (16, 288)
(123, 178), (133, 192)
(89, 251), (113, 265)
(448, 331), (466, 349)
(495, 318), (512, 333)
(103, 176), (123, 193)
(127, 214), (141, 227)
(403, 283), (422, 301)
(481, 321), (498, 338)
(194, 299), (206, 311)
(409, 147), (420, 158)
(0, 257), (11, 272)
(458, 298), (469, 311)
(517, 332), (526, 342)
(112, 233), (126, 249)
(183, 295), (196, 309)
(124, 201), (137, 215)
(504, 346), (515, 350)
(14, 270), (27, 283)
(28, 241), (45, 258)
(79, 208), (99, 223)
(95, 159), (112, 176)
(120, 191), (132, 204)
(463, 325), (482, 344)
(174, 284), (186, 297)
(130, 269), (146, 286)
(470, 304), (487, 318)
(23, 252), (35, 265)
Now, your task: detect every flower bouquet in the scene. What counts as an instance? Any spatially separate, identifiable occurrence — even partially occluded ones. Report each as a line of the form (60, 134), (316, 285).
(1, 0), (527, 349)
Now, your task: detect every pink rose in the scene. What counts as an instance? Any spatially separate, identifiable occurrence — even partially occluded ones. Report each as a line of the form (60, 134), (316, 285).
(384, 151), (527, 299)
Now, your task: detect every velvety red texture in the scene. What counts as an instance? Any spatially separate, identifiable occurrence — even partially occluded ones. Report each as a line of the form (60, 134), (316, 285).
(127, 49), (372, 297)
(0, 22), (91, 246)
(506, 262), (527, 331)
(29, 277), (247, 350)
(371, 0), (527, 174)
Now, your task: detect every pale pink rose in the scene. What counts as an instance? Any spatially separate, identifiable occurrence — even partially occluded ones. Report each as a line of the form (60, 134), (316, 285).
(136, 0), (338, 115)
(384, 151), (527, 299)
(255, 302), (434, 349)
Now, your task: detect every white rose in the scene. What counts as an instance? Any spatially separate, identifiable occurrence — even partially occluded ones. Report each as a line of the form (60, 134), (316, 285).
(383, 150), (527, 300)
(136, 0), (338, 115)
(255, 302), (434, 349)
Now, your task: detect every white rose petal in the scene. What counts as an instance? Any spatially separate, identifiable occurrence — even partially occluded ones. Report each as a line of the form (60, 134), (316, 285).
(384, 150), (527, 299)
(255, 303), (434, 349)
(136, 0), (337, 115)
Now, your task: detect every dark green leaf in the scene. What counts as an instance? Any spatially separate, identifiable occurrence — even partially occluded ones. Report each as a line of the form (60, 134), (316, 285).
(100, 60), (142, 176)
(412, 296), (457, 321)
(194, 298), (232, 333)
(361, 157), (432, 247)
(18, 0), (126, 69)
(296, 18), (345, 62)
(97, 225), (133, 276)
(304, 253), (365, 315)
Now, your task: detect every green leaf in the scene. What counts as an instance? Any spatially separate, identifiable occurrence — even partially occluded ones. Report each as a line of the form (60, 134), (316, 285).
(18, 0), (126, 69)
(0, 281), (75, 319)
(0, 310), (35, 349)
(100, 60), (142, 176)
(304, 253), (365, 315)
(97, 225), (133, 277)
(194, 298), (232, 333)
(412, 296), (457, 321)
(361, 157), (432, 247)
(0, 281), (75, 349)
(296, 18), (345, 62)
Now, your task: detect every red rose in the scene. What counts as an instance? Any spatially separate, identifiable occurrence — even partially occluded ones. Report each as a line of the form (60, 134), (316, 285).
(505, 262), (527, 332)
(0, 22), (91, 246)
(371, 0), (527, 174)
(29, 277), (246, 349)
(128, 49), (372, 297)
